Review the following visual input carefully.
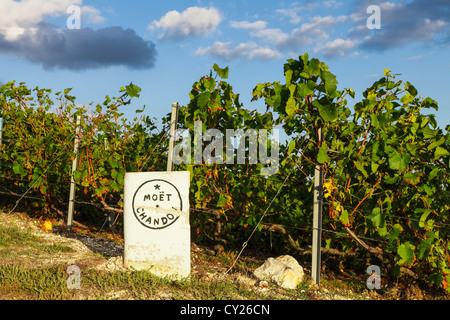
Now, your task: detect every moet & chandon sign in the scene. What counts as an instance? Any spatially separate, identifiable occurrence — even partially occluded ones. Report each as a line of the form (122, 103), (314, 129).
(132, 179), (183, 230)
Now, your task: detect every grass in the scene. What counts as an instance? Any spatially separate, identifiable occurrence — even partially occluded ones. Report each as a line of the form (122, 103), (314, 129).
(0, 264), (70, 299)
(0, 221), (372, 300)
(0, 264), (286, 300)
(0, 223), (74, 257)
(0, 224), (39, 247)
(0, 222), (281, 299)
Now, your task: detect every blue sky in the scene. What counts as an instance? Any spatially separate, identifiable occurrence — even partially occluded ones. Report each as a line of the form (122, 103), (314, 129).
(0, 0), (449, 130)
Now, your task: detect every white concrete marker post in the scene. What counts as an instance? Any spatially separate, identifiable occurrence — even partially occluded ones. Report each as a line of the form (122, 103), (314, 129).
(123, 171), (190, 279)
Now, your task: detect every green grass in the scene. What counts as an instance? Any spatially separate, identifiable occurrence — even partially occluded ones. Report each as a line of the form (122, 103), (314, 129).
(0, 264), (280, 300)
(39, 243), (75, 254)
(0, 223), (75, 258)
(0, 264), (71, 299)
(0, 224), (39, 247)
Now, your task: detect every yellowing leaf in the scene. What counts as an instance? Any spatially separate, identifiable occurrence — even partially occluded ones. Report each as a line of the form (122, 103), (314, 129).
(41, 220), (52, 231)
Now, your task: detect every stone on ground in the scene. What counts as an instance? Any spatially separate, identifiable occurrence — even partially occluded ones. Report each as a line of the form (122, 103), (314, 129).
(253, 255), (304, 290)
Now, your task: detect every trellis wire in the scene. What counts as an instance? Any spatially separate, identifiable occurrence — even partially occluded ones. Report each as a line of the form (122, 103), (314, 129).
(222, 169), (294, 277)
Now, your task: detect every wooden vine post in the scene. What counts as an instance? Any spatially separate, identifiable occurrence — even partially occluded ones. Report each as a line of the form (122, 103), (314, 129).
(167, 102), (178, 172)
(312, 127), (324, 285)
(67, 115), (81, 230)
(0, 117), (3, 149)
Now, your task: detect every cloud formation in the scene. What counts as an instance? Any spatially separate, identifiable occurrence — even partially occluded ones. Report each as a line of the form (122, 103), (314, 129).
(195, 14), (351, 61)
(0, 0), (157, 70)
(0, 0), (103, 41)
(0, 24), (157, 70)
(195, 41), (281, 61)
(149, 6), (222, 41)
(313, 38), (359, 58)
(350, 0), (449, 51)
(230, 15), (348, 54)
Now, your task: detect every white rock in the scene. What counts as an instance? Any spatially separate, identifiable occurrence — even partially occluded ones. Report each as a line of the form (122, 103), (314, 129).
(253, 255), (304, 290)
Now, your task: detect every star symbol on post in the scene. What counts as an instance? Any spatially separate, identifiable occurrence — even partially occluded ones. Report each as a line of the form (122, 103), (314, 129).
(154, 184), (161, 190)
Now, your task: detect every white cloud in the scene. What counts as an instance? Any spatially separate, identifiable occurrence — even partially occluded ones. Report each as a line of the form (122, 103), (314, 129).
(313, 38), (358, 58)
(218, 15), (350, 61)
(195, 41), (281, 61)
(250, 28), (289, 47)
(405, 55), (425, 61)
(276, 1), (345, 24)
(80, 5), (106, 25)
(229, 20), (267, 30)
(323, 0), (344, 9)
(364, 73), (379, 78)
(300, 15), (347, 34)
(149, 6), (222, 40)
(0, 0), (78, 40)
(249, 15), (348, 51)
(275, 9), (301, 24)
(0, 0), (105, 41)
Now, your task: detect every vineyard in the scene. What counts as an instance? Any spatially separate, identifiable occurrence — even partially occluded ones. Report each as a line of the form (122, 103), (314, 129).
(1, 53), (449, 294)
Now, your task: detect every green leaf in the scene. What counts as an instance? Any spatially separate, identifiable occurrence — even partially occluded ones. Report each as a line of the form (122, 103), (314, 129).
(419, 209), (431, 228)
(108, 158), (119, 169)
(321, 70), (338, 95)
(339, 210), (350, 226)
(368, 207), (384, 227)
(377, 226), (388, 236)
(111, 169), (118, 180)
(197, 92), (211, 108)
(388, 151), (410, 171)
(354, 160), (368, 178)
(12, 161), (26, 176)
(313, 100), (337, 122)
(397, 242), (415, 266)
(388, 224), (403, 240)
(417, 237), (434, 259)
(407, 84), (418, 96)
(217, 193), (230, 207)
(434, 146), (449, 159)
(371, 162), (379, 174)
(285, 69), (293, 84)
(125, 83), (141, 98)
(403, 171), (420, 185)
(317, 144), (330, 163)
(428, 168), (439, 181)
(285, 96), (297, 116)
(297, 83), (314, 97)
(212, 63), (229, 79)
(287, 140), (296, 155)
(419, 126), (437, 139)
(427, 136), (445, 151)
(400, 92), (414, 104)
(347, 88), (355, 98)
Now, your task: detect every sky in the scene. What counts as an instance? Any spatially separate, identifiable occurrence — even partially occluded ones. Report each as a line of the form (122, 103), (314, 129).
(0, 0), (449, 131)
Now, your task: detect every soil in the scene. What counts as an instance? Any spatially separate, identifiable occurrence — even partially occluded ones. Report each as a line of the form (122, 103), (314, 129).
(0, 210), (448, 300)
